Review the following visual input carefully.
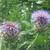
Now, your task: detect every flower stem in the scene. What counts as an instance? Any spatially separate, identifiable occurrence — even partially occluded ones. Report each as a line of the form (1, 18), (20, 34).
(26, 34), (38, 50)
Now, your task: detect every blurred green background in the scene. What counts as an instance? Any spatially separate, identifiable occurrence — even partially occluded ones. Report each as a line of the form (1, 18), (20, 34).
(0, 0), (50, 50)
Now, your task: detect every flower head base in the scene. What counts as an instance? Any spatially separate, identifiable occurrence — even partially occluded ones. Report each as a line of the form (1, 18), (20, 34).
(31, 10), (49, 31)
(2, 21), (21, 41)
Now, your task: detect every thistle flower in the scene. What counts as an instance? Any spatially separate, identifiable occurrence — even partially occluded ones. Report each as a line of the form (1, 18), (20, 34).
(1, 21), (21, 41)
(31, 10), (49, 31)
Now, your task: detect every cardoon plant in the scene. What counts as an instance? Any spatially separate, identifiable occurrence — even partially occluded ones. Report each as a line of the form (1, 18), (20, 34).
(2, 21), (21, 41)
(31, 10), (49, 31)
(0, 21), (21, 50)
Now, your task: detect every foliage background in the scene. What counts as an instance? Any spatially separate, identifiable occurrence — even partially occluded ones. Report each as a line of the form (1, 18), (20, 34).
(0, 0), (50, 50)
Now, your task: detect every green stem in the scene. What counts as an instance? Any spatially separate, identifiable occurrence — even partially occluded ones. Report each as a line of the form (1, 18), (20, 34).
(0, 38), (3, 50)
(26, 34), (38, 50)
(8, 42), (16, 50)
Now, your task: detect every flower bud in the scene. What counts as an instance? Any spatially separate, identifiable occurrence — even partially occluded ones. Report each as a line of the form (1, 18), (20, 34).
(1, 21), (21, 41)
(31, 10), (49, 31)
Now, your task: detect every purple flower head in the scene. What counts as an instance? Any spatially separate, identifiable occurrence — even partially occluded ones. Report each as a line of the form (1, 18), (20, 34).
(31, 10), (49, 30)
(2, 21), (21, 40)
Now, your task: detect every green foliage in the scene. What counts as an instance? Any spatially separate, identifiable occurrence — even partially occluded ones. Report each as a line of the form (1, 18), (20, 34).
(0, 0), (50, 50)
